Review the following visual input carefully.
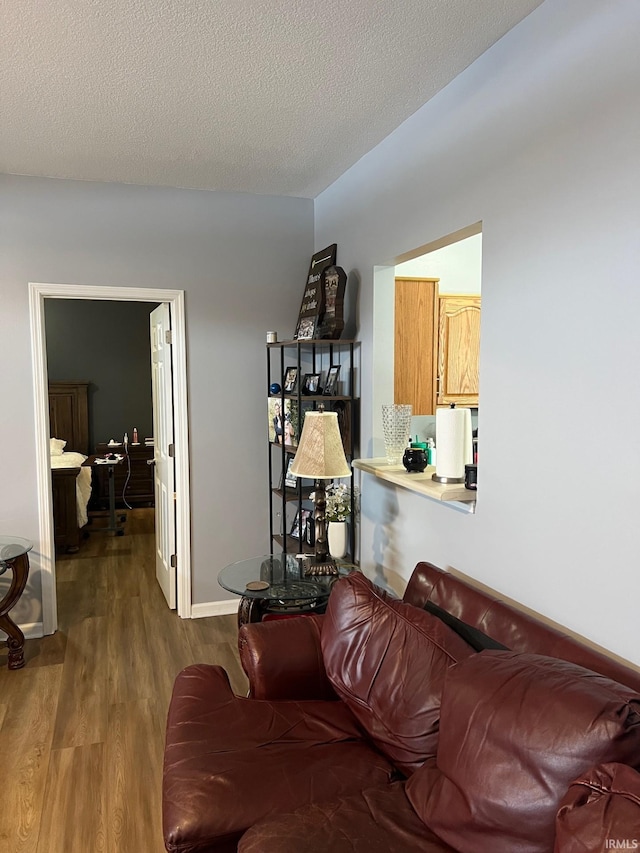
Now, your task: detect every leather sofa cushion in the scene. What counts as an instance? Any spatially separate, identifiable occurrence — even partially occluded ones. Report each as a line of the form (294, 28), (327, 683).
(238, 781), (457, 853)
(238, 614), (336, 701)
(406, 651), (640, 853)
(321, 573), (475, 776)
(163, 664), (395, 853)
(555, 762), (640, 852)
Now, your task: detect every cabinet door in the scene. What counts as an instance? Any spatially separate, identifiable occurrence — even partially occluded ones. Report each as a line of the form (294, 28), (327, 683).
(394, 278), (438, 415)
(436, 296), (481, 407)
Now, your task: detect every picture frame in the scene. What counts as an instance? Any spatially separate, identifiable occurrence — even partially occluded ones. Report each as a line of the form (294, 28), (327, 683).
(302, 373), (321, 395)
(294, 316), (317, 341)
(267, 397), (297, 446)
(282, 454), (297, 490)
(283, 366), (298, 394)
(323, 364), (341, 396)
(304, 512), (315, 546)
(290, 508), (312, 540)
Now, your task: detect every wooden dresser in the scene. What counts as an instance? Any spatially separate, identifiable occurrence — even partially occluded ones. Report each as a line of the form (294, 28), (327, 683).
(92, 443), (155, 508)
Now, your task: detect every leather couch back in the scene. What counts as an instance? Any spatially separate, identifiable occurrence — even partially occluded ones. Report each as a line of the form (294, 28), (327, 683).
(404, 561), (640, 691)
(321, 572), (474, 775)
(405, 650), (640, 853)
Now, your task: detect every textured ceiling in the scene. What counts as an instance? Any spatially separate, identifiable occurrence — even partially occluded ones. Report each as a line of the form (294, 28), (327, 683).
(1, 0), (544, 198)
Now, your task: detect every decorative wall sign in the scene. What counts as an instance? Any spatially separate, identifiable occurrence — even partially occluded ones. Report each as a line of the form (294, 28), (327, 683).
(317, 265), (347, 339)
(294, 244), (337, 340)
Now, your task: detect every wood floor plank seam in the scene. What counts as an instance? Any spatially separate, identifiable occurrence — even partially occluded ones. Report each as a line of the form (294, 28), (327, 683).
(1, 509), (245, 853)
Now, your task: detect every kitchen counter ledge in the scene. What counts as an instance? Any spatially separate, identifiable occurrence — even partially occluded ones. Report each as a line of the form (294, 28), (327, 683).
(352, 458), (476, 514)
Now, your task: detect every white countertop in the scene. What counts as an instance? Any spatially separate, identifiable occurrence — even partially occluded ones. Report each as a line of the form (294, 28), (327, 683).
(352, 458), (476, 514)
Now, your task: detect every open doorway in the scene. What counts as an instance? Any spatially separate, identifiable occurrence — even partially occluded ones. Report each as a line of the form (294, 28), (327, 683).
(371, 222), (482, 458)
(44, 299), (159, 456)
(45, 297), (160, 604)
(394, 228), (482, 439)
(29, 283), (192, 635)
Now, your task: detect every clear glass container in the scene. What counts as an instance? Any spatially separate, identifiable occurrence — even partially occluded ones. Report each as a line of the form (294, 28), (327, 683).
(381, 404), (413, 464)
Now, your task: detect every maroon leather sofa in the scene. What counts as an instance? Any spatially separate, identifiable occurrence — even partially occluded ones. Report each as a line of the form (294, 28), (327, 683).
(162, 562), (640, 853)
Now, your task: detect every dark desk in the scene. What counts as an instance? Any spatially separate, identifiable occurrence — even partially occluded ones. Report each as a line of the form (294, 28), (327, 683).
(84, 455), (126, 536)
(93, 443), (155, 508)
(0, 536), (33, 669)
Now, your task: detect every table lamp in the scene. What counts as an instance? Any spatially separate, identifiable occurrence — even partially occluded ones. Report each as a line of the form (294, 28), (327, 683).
(289, 406), (351, 576)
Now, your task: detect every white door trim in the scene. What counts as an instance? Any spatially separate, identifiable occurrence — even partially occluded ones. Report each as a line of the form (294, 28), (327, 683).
(29, 282), (192, 632)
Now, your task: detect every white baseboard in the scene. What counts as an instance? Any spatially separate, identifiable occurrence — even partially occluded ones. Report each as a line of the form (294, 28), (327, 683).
(0, 621), (44, 641)
(190, 599), (239, 619)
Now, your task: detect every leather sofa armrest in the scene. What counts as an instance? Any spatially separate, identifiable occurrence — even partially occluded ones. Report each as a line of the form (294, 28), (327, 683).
(555, 763), (640, 852)
(238, 614), (337, 701)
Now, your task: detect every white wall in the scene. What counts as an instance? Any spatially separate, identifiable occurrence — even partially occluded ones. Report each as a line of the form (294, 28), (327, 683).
(395, 233), (482, 294)
(0, 175), (313, 622)
(315, 0), (640, 665)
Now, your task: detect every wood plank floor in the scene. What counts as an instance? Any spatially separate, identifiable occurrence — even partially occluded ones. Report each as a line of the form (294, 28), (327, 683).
(0, 509), (247, 853)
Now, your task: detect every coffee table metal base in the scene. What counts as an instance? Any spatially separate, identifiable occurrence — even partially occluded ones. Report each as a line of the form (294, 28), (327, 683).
(237, 594), (326, 627)
(0, 552), (30, 670)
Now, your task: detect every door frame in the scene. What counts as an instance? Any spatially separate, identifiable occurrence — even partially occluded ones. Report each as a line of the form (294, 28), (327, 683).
(29, 282), (192, 632)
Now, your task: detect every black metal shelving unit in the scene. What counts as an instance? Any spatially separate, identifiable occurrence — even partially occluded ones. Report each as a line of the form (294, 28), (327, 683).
(267, 338), (359, 561)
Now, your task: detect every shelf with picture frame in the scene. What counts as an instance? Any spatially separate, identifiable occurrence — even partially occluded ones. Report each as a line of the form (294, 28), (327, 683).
(267, 338), (359, 561)
(272, 451), (314, 502)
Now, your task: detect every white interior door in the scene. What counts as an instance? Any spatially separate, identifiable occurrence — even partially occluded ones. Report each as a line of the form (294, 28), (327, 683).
(150, 303), (176, 608)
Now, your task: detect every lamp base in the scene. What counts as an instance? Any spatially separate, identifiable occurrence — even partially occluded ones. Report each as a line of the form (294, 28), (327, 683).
(303, 558), (339, 577)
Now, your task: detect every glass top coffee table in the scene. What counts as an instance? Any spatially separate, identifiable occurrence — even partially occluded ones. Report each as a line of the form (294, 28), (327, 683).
(219, 553), (357, 626)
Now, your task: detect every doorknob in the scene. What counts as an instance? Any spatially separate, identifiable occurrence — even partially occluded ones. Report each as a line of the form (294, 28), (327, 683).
(146, 458), (156, 466)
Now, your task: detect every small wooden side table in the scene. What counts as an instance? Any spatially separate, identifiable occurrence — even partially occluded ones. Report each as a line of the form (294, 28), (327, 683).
(0, 536), (33, 670)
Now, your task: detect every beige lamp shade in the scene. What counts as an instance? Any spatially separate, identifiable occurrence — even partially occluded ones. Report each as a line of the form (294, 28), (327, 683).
(290, 411), (351, 479)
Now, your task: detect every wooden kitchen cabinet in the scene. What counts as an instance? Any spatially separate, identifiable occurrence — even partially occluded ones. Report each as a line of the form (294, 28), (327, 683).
(436, 295), (480, 407)
(394, 278), (438, 415)
(394, 278), (480, 414)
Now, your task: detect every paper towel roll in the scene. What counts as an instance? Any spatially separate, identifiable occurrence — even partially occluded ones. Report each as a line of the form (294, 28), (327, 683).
(434, 406), (473, 481)
(462, 408), (473, 466)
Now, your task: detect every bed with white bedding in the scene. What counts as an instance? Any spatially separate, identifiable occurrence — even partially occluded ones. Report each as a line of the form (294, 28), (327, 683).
(50, 445), (92, 528)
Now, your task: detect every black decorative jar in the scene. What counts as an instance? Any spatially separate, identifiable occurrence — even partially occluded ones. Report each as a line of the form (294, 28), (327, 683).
(402, 447), (427, 473)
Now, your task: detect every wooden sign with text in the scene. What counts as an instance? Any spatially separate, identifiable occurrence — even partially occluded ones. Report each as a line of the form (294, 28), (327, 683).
(294, 244), (337, 340)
